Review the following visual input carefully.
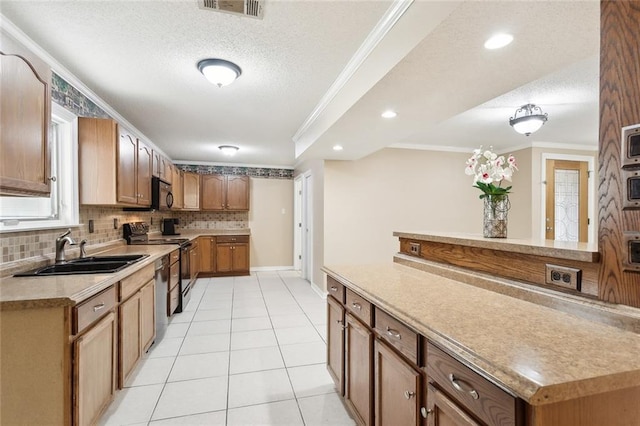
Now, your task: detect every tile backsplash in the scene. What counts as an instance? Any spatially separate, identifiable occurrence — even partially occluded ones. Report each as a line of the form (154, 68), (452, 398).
(1, 206), (248, 267)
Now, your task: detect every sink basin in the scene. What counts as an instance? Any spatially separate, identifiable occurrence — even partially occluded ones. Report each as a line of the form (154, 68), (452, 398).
(70, 254), (148, 263)
(14, 254), (149, 277)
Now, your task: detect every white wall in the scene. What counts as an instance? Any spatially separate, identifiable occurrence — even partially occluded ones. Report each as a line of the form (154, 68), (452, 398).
(248, 178), (294, 268)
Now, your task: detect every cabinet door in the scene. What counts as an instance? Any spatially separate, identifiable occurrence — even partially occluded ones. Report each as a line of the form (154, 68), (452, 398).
(152, 150), (161, 177)
(73, 311), (117, 426)
(375, 340), (422, 426)
(119, 292), (141, 387)
(117, 131), (138, 204)
(327, 296), (345, 395)
(201, 174), (225, 210)
(199, 237), (215, 273)
(172, 168), (184, 209)
(140, 280), (155, 353)
(232, 242), (250, 272)
(426, 384), (481, 426)
(226, 175), (250, 210)
(136, 140), (152, 206)
(190, 245), (200, 282)
(215, 243), (233, 273)
(78, 118), (118, 205)
(345, 313), (373, 426)
(162, 157), (172, 184)
(0, 32), (52, 196)
(183, 172), (200, 210)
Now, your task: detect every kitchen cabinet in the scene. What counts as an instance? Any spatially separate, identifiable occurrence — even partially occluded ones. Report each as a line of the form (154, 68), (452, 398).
(162, 157), (172, 184)
(199, 236), (215, 273)
(425, 384), (480, 426)
(171, 166), (184, 209)
(0, 29), (52, 196)
(345, 312), (373, 426)
(327, 293), (345, 395)
(201, 174), (250, 211)
(190, 240), (200, 284)
(72, 286), (118, 426)
(374, 339), (422, 426)
(183, 171), (200, 210)
(152, 150), (161, 177)
(215, 235), (250, 275)
(118, 264), (155, 387)
(78, 118), (151, 206)
(118, 130), (151, 206)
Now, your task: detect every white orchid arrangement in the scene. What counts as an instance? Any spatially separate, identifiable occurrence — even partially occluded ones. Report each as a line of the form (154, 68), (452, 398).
(464, 147), (518, 199)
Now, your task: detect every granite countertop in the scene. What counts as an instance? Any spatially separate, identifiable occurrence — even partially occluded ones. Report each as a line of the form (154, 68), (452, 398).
(0, 229), (251, 310)
(323, 263), (640, 406)
(394, 231), (599, 263)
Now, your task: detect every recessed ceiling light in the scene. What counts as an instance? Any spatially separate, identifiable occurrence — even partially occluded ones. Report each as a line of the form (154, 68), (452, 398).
(381, 110), (397, 119)
(333, 145), (344, 151)
(219, 145), (239, 155)
(484, 33), (514, 50)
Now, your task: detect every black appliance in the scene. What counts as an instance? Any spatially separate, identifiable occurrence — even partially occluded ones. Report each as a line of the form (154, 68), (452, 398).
(123, 222), (192, 312)
(152, 177), (173, 211)
(161, 218), (180, 236)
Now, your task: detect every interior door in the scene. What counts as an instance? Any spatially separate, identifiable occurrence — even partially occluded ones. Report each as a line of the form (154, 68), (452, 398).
(545, 160), (589, 242)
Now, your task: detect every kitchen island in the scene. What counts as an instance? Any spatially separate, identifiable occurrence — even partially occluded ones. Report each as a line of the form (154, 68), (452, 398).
(324, 232), (640, 426)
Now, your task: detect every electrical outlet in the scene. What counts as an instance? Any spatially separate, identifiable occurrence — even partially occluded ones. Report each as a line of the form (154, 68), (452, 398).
(88, 219), (94, 233)
(545, 264), (582, 291)
(409, 242), (421, 256)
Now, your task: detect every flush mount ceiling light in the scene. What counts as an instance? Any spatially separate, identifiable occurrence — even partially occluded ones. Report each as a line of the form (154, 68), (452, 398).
(381, 110), (397, 119)
(509, 103), (548, 136)
(484, 33), (514, 50)
(333, 145), (344, 151)
(219, 145), (239, 156)
(198, 59), (242, 87)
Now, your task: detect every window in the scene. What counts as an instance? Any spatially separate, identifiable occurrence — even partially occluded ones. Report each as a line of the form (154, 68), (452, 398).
(0, 103), (79, 232)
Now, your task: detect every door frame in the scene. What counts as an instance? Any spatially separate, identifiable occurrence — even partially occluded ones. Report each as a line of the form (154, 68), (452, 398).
(540, 153), (595, 243)
(302, 171), (313, 283)
(293, 176), (303, 271)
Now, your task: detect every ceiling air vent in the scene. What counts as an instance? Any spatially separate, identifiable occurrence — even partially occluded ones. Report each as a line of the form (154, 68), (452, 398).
(198, 0), (264, 20)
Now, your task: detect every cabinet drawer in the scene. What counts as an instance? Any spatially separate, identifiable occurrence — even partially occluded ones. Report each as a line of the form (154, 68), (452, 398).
(427, 342), (520, 426)
(74, 286), (117, 335)
(120, 263), (154, 301)
(169, 249), (180, 265)
(375, 309), (419, 365)
(345, 288), (372, 326)
(216, 235), (249, 243)
(168, 284), (180, 316)
(327, 276), (345, 304)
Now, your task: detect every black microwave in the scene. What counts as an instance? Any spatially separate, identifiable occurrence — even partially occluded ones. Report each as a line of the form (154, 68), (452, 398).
(152, 176), (174, 210)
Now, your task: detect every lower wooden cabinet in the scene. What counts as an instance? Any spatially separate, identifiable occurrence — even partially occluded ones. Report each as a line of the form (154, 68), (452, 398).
(426, 383), (481, 426)
(345, 312), (373, 426)
(73, 311), (117, 426)
(119, 278), (155, 387)
(374, 339), (422, 426)
(199, 235), (250, 276)
(327, 295), (345, 395)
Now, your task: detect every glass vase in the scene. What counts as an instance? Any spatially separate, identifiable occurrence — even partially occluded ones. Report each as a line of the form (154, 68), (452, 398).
(483, 195), (510, 238)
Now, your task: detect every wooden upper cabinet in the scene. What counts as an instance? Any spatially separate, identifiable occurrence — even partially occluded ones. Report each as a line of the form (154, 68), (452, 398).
(136, 140), (152, 206)
(171, 166), (184, 209)
(161, 157), (172, 184)
(78, 118), (118, 205)
(201, 174), (225, 210)
(117, 131), (138, 205)
(200, 174), (250, 211)
(183, 172), (200, 210)
(0, 30), (52, 196)
(152, 150), (161, 177)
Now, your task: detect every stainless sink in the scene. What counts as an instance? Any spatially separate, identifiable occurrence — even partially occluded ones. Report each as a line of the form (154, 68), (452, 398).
(14, 254), (149, 277)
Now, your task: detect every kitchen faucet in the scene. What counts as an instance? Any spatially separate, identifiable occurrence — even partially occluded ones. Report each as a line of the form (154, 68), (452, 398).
(55, 229), (76, 264)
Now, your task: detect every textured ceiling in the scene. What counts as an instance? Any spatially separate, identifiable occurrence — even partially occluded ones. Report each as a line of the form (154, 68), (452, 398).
(1, 1), (600, 166)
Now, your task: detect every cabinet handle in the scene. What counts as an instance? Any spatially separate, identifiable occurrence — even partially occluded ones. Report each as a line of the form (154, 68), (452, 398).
(330, 286), (338, 292)
(386, 326), (401, 339)
(404, 390), (416, 399)
(448, 373), (479, 400)
(420, 407), (433, 418)
(93, 303), (105, 312)
(351, 302), (362, 310)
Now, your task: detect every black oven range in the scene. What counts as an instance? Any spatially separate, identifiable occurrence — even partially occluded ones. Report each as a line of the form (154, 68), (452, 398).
(123, 222), (193, 313)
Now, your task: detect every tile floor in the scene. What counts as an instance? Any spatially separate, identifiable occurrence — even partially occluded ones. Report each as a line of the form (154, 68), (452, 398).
(100, 271), (356, 426)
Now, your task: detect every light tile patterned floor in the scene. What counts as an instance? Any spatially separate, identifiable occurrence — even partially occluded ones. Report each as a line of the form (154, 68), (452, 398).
(100, 271), (355, 426)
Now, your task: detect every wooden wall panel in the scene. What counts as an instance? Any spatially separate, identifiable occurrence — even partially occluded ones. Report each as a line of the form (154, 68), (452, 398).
(598, 1), (640, 307)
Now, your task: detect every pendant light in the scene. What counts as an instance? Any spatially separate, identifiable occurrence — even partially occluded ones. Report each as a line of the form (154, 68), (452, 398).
(509, 104), (548, 136)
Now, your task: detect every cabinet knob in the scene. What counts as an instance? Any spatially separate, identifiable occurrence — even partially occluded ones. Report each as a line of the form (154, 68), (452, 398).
(351, 302), (362, 310)
(404, 390), (416, 400)
(48, 176), (57, 182)
(420, 407), (433, 418)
